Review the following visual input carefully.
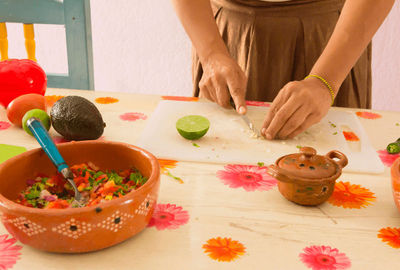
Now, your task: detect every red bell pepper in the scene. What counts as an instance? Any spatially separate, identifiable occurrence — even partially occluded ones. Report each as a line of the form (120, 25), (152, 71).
(0, 59), (47, 108)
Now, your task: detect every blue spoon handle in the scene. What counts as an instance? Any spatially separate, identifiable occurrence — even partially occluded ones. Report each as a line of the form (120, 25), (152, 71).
(26, 117), (68, 172)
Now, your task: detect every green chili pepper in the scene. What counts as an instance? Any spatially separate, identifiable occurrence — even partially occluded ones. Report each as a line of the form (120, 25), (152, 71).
(387, 138), (400, 154)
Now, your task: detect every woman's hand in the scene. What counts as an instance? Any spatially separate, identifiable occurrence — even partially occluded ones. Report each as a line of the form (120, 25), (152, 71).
(199, 53), (248, 114)
(261, 77), (333, 140)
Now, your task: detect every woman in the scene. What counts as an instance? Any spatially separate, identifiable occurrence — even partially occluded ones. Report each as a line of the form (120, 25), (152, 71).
(171, 0), (394, 139)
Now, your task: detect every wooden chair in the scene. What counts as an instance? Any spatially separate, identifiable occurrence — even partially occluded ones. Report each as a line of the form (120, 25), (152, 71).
(0, 0), (94, 90)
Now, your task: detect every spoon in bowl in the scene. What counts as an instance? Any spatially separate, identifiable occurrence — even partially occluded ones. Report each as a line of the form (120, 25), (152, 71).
(26, 117), (85, 207)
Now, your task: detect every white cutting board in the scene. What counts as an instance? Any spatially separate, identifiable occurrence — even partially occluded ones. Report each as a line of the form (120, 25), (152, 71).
(137, 101), (384, 174)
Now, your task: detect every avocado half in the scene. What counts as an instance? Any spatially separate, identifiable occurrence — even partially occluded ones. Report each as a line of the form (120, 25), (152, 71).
(50, 96), (106, 140)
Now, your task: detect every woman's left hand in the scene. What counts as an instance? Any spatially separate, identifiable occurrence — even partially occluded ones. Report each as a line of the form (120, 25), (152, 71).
(261, 77), (333, 140)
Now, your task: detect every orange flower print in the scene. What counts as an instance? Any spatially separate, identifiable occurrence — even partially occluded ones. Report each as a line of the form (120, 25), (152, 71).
(158, 159), (178, 173)
(95, 97), (119, 104)
(45, 95), (64, 107)
(161, 96), (199, 102)
(158, 159), (183, 184)
(356, 111), (381, 120)
(328, 181), (376, 209)
(342, 131), (359, 142)
(378, 227), (400, 249)
(203, 237), (246, 262)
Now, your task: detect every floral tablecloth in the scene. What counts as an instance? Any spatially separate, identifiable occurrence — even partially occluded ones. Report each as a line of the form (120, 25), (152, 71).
(0, 88), (399, 270)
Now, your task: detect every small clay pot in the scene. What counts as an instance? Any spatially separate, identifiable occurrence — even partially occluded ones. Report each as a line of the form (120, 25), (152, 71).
(268, 147), (348, 206)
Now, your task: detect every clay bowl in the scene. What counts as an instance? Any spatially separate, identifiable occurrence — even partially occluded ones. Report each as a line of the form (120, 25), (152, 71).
(391, 157), (400, 212)
(0, 141), (160, 253)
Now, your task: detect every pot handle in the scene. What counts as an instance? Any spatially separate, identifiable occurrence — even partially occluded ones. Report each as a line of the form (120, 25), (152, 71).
(325, 150), (348, 168)
(267, 164), (294, 183)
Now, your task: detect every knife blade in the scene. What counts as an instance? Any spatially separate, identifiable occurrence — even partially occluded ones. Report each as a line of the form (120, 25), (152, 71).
(230, 98), (260, 137)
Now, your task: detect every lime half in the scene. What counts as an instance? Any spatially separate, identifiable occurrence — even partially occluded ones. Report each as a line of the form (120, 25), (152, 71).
(176, 115), (210, 140)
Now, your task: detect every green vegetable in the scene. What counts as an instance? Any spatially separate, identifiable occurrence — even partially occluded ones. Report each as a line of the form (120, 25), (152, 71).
(129, 172), (147, 186)
(93, 171), (104, 179)
(88, 177), (95, 185)
(257, 162), (265, 167)
(109, 172), (123, 185)
(25, 182), (44, 199)
(166, 171), (183, 184)
(192, 143), (200, 147)
(387, 138), (400, 154)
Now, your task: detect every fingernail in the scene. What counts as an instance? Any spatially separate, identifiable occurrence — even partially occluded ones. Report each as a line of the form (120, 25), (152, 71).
(261, 128), (266, 136)
(266, 133), (272, 140)
(238, 106), (246, 114)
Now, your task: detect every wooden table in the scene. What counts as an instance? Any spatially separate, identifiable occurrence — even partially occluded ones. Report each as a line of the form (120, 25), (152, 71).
(0, 88), (399, 270)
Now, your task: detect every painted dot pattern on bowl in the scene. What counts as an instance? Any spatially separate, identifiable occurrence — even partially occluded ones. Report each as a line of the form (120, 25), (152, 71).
(4, 196), (157, 240)
(97, 210), (134, 233)
(393, 190), (400, 205)
(4, 217), (46, 237)
(51, 218), (93, 239)
(135, 194), (156, 216)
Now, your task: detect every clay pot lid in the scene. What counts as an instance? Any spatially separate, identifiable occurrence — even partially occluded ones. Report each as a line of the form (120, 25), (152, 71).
(276, 147), (347, 179)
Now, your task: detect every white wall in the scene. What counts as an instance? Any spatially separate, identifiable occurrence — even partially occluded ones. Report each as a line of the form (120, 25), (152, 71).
(2, 0), (399, 111)
(90, 0), (192, 96)
(371, 0), (400, 112)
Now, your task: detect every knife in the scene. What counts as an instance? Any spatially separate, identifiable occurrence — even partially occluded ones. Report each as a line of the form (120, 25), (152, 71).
(230, 98), (260, 137)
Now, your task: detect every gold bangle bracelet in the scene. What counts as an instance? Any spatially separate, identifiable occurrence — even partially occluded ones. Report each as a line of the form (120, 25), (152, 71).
(305, 74), (335, 106)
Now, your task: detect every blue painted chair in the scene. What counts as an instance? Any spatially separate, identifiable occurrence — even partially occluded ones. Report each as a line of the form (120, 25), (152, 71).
(0, 0), (94, 90)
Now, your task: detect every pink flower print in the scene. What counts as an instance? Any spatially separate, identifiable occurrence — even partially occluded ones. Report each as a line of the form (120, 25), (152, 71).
(147, 203), (189, 230)
(245, 100), (270, 107)
(0, 234), (22, 270)
(217, 164), (277, 192)
(299, 245), (351, 270)
(0, 122), (11, 130)
(119, 112), (147, 121)
(377, 150), (400, 167)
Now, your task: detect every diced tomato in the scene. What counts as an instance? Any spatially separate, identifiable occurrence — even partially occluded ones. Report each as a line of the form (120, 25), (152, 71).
(46, 199), (70, 209)
(73, 173), (89, 186)
(101, 180), (118, 195)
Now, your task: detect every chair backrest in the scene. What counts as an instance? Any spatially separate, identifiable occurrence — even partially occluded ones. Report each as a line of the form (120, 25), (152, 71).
(0, 0), (94, 90)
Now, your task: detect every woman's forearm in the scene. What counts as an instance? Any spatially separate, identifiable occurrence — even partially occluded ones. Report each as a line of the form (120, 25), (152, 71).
(310, 0), (395, 94)
(170, 0), (229, 62)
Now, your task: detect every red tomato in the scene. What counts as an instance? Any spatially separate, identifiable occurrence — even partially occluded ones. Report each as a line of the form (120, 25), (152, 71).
(6, 94), (46, 127)
(0, 59), (47, 108)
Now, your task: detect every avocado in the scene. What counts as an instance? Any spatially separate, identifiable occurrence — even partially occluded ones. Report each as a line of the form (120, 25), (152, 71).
(50, 96), (106, 140)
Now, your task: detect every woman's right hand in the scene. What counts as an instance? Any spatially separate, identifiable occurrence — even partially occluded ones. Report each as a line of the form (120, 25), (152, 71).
(199, 52), (248, 114)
